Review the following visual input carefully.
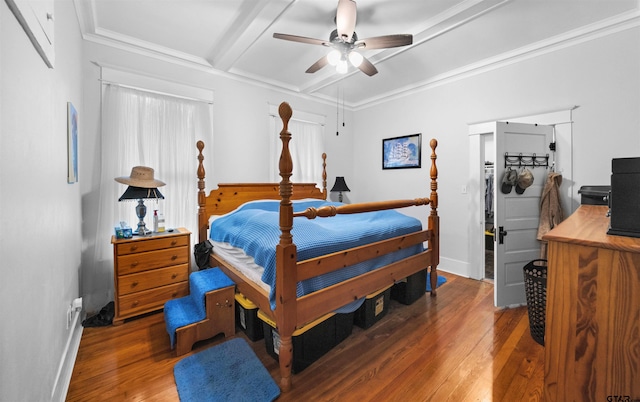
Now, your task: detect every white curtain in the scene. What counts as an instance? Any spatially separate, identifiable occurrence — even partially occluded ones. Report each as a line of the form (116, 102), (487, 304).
(95, 84), (212, 261)
(269, 117), (325, 188)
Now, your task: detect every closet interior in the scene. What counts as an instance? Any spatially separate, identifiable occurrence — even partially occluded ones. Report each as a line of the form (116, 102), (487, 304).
(484, 161), (495, 280)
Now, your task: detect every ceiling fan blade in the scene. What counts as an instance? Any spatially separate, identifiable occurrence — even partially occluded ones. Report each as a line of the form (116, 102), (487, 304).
(355, 34), (413, 50)
(358, 55), (378, 76)
(336, 0), (357, 42)
(305, 55), (329, 74)
(273, 33), (329, 46)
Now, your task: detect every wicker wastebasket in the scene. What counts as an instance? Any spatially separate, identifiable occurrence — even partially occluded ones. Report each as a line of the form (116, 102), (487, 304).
(523, 259), (547, 346)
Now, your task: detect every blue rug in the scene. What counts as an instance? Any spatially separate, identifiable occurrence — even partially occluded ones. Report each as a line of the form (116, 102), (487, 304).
(426, 272), (447, 292)
(174, 338), (280, 402)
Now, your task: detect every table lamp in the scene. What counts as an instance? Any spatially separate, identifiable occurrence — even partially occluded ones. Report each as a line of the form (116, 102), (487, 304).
(330, 176), (350, 202)
(115, 166), (165, 236)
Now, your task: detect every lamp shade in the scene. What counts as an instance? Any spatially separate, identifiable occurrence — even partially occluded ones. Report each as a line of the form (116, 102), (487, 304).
(330, 177), (350, 193)
(118, 186), (164, 201)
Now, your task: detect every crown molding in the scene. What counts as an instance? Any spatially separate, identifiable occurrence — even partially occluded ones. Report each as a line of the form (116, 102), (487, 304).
(74, 1), (639, 111)
(351, 8), (640, 111)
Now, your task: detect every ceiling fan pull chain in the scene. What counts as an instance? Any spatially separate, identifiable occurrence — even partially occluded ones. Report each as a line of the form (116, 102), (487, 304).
(336, 86), (340, 136)
(342, 87), (345, 128)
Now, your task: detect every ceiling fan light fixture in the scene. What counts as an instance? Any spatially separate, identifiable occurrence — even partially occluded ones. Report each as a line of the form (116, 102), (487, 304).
(327, 49), (341, 66)
(348, 51), (363, 67)
(273, 0), (411, 77)
(336, 59), (348, 74)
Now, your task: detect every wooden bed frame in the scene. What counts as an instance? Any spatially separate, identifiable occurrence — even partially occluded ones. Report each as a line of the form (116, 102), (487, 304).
(197, 102), (439, 392)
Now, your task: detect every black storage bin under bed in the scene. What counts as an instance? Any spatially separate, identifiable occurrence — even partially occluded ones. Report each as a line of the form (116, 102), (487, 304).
(523, 259), (547, 346)
(391, 270), (426, 305)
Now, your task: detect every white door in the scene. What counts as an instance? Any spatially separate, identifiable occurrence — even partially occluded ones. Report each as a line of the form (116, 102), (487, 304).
(494, 122), (554, 307)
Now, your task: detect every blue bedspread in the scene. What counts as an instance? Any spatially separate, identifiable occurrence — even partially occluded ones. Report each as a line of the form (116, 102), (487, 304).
(210, 200), (423, 311)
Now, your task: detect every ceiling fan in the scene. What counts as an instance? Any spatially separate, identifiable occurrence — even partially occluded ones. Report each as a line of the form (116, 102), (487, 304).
(273, 0), (412, 76)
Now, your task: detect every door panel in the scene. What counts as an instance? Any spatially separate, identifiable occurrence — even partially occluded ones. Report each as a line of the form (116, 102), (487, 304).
(495, 122), (554, 307)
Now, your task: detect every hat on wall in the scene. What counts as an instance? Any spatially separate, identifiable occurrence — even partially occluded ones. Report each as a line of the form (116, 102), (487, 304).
(115, 166), (165, 188)
(515, 168), (534, 194)
(500, 168), (518, 194)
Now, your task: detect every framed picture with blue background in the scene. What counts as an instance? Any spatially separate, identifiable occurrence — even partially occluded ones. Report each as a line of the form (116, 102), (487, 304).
(67, 102), (78, 183)
(382, 133), (421, 170)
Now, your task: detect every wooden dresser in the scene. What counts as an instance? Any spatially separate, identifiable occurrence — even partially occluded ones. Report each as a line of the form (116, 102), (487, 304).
(542, 205), (640, 401)
(111, 228), (191, 325)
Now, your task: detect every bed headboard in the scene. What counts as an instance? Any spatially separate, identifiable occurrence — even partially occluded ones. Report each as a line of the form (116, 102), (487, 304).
(196, 141), (327, 243)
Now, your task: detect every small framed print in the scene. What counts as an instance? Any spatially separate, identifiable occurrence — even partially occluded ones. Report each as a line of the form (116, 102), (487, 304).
(382, 133), (421, 170)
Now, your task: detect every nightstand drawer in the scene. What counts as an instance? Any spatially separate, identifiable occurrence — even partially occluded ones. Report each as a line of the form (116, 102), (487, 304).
(115, 235), (190, 256)
(118, 282), (189, 317)
(118, 264), (189, 296)
(117, 246), (189, 275)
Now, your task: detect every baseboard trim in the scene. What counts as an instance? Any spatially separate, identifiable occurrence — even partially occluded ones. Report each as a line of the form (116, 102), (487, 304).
(51, 313), (84, 402)
(438, 256), (471, 278)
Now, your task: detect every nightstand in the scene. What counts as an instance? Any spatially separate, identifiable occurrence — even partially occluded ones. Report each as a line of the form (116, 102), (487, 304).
(111, 228), (191, 325)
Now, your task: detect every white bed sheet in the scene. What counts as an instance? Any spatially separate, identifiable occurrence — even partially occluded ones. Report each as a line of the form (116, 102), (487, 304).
(211, 240), (271, 294)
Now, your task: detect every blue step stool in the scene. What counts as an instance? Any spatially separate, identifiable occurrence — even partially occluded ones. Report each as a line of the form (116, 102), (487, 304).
(164, 267), (235, 356)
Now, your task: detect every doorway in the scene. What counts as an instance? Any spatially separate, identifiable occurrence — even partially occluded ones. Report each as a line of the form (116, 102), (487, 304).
(469, 109), (575, 307)
(482, 134), (495, 281)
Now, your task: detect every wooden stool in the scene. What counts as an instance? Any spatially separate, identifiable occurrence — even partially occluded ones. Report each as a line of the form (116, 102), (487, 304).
(164, 268), (235, 356)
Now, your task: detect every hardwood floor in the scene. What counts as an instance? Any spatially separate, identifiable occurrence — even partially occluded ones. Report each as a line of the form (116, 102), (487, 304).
(67, 273), (544, 401)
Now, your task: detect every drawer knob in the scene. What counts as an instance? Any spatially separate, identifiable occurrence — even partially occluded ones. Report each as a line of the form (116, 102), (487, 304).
(131, 261), (139, 267)
(132, 281), (139, 287)
(171, 292), (178, 297)
(130, 245), (138, 251)
(132, 300), (139, 306)
(171, 255), (178, 260)
(171, 240), (178, 246)
(171, 273), (177, 279)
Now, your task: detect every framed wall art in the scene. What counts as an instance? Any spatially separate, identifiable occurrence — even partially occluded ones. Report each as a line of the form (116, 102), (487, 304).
(67, 102), (78, 183)
(382, 133), (422, 169)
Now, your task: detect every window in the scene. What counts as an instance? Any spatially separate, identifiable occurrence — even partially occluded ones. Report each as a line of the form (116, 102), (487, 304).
(95, 84), (212, 260)
(268, 105), (325, 188)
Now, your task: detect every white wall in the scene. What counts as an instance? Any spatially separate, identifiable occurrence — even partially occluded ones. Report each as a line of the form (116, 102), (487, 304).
(0, 1), (84, 400)
(353, 27), (640, 278)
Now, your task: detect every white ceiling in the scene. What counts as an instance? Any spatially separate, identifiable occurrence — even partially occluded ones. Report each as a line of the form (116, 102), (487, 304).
(75, 0), (639, 108)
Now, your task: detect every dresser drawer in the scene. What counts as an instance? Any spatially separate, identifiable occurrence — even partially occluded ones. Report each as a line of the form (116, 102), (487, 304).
(118, 282), (189, 318)
(117, 246), (189, 275)
(118, 264), (189, 296)
(115, 235), (189, 256)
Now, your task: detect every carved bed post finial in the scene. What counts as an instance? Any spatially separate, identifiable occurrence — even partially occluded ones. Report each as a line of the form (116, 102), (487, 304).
(322, 153), (327, 200)
(278, 102), (294, 244)
(429, 138), (438, 216)
(197, 141), (207, 243)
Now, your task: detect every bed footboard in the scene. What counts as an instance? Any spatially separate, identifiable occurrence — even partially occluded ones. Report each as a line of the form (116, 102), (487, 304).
(274, 102), (439, 391)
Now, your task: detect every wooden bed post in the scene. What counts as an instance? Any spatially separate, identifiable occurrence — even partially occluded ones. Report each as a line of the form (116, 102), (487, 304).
(322, 153), (327, 200)
(428, 139), (440, 296)
(196, 140), (207, 244)
(275, 102), (297, 392)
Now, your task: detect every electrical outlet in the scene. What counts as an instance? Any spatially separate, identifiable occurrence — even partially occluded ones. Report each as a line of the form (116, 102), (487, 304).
(66, 305), (72, 330)
(72, 297), (83, 311)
